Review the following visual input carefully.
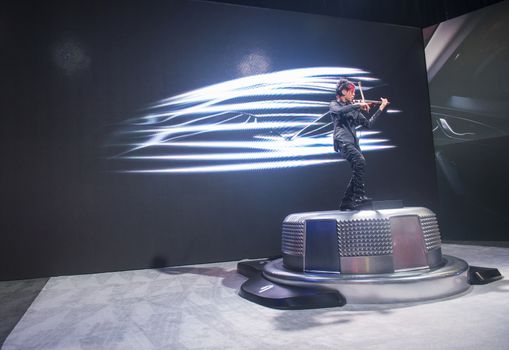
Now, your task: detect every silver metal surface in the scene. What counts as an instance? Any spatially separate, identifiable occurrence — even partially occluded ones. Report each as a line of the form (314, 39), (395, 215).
(284, 207), (437, 223)
(339, 255), (394, 274)
(303, 220), (340, 273)
(390, 215), (428, 270)
(264, 255), (470, 304)
(427, 247), (443, 268)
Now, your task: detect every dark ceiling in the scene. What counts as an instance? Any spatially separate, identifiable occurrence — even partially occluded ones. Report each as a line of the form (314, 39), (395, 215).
(205, 0), (503, 27)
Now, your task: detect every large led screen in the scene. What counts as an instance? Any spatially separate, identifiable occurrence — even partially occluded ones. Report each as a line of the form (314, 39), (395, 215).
(1, 0), (437, 279)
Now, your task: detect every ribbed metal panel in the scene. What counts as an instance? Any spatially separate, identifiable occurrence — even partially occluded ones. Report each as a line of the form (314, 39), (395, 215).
(420, 215), (442, 251)
(337, 218), (393, 257)
(281, 222), (304, 255)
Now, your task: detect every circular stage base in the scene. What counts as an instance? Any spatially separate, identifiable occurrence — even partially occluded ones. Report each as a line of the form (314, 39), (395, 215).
(262, 255), (470, 304)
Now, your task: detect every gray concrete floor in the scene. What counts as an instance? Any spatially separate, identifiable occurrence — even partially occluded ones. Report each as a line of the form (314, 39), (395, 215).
(1, 243), (508, 350)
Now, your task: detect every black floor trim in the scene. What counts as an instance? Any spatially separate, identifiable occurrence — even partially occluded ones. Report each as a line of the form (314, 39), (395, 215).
(238, 273), (346, 310)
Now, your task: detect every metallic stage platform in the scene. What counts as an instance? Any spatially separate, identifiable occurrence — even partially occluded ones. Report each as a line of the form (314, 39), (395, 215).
(239, 207), (500, 308)
(262, 254), (469, 304)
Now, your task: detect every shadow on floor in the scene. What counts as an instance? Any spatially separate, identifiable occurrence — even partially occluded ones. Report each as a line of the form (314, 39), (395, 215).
(467, 278), (509, 296)
(0, 278), (49, 347)
(157, 265), (247, 290)
(271, 274), (509, 332)
(270, 290), (470, 332)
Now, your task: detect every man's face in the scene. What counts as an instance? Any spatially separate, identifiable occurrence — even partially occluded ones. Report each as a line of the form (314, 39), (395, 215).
(342, 87), (355, 101)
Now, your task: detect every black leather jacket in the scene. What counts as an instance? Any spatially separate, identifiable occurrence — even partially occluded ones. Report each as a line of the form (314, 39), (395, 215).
(329, 99), (383, 151)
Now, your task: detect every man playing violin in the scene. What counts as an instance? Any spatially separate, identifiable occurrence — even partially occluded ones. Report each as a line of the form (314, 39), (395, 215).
(329, 78), (389, 211)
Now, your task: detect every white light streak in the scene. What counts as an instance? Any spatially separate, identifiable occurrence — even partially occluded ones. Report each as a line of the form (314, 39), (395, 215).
(123, 147), (335, 161)
(349, 76), (380, 81)
(154, 67), (368, 107)
(254, 113), (323, 118)
(128, 137), (334, 150)
(358, 138), (389, 144)
(126, 122), (313, 135)
(122, 159), (343, 174)
(360, 145), (396, 151)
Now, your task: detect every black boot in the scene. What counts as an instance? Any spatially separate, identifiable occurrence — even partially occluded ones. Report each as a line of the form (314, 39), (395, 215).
(356, 195), (373, 203)
(339, 202), (355, 211)
(352, 196), (373, 210)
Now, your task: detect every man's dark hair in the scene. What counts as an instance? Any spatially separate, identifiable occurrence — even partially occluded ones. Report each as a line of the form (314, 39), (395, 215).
(336, 78), (355, 96)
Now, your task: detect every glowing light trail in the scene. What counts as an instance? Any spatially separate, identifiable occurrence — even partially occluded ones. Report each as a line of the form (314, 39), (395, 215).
(108, 67), (398, 173)
(123, 159), (343, 174)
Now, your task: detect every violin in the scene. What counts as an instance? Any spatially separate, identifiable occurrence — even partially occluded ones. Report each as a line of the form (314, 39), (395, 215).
(353, 99), (387, 105)
(354, 81), (390, 107)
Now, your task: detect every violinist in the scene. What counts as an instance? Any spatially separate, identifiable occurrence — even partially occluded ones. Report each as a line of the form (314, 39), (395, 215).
(329, 78), (389, 211)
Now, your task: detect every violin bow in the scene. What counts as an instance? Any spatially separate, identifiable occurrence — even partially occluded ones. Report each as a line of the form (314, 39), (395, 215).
(356, 82), (387, 105)
(358, 81), (366, 103)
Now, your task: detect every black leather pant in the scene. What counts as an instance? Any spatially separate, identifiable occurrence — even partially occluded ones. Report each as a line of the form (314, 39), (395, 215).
(338, 143), (366, 205)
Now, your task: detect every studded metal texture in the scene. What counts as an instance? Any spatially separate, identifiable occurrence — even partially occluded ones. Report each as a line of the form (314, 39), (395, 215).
(281, 222), (304, 255)
(420, 215), (442, 251)
(337, 218), (393, 257)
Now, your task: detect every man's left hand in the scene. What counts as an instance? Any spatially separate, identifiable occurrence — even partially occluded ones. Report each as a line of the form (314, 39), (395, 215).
(380, 98), (389, 111)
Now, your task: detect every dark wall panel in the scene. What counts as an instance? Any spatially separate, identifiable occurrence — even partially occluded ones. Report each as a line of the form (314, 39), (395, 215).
(425, 1), (509, 241)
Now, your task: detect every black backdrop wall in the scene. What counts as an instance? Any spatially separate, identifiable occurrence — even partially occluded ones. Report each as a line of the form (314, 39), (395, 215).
(0, 0), (437, 280)
(209, 0), (504, 28)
